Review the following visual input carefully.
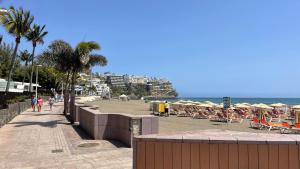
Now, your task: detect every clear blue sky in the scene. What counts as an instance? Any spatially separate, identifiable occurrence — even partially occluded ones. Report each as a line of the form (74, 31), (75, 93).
(1, 0), (300, 97)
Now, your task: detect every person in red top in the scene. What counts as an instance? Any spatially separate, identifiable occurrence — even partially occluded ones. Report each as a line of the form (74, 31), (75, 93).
(37, 96), (43, 112)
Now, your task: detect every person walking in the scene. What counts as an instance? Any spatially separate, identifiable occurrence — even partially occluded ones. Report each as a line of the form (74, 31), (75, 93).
(31, 95), (37, 112)
(54, 92), (58, 102)
(37, 96), (43, 112)
(48, 96), (55, 111)
(164, 101), (170, 117)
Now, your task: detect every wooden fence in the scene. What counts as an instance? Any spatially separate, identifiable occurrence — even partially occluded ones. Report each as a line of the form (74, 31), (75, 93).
(133, 131), (300, 169)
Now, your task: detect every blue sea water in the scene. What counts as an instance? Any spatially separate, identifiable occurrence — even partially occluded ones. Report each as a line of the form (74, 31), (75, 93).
(166, 98), (300, 106)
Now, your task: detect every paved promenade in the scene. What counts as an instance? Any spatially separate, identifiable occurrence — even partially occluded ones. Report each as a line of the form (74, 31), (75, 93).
(0, 103), (132, 169)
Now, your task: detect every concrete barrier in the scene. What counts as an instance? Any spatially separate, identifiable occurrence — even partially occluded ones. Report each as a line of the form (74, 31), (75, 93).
(73, 103), (90, 123)
(79, 106), (159, 147)
(133, 130), (300, 169)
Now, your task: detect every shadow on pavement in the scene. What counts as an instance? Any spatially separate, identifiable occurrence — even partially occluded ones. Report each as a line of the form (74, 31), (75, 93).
(9, 119), (67, 128)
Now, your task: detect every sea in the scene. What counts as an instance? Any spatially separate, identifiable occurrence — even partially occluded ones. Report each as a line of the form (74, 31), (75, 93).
(165, 98), (300, 106)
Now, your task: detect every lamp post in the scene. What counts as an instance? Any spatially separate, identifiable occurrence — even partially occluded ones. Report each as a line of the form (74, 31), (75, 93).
(35, 65), (42, 98)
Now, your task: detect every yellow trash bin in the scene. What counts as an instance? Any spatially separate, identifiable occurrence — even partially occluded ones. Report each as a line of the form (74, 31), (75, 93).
(159, 103), (165, 113)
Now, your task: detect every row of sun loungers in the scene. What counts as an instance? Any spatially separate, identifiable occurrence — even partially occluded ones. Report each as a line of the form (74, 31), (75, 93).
(172, 106), (244, 123)
(249, 115), (300, 134)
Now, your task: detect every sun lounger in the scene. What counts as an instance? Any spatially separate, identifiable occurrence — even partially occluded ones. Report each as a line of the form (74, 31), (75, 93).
(280, 123), (300, 134)
(260, 117), (283, 131)
(209, 113), (228, 122)
(250, 117), (262, 129)
(192, 111), (209, 119)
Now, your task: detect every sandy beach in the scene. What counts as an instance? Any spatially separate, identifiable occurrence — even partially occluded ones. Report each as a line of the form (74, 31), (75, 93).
(84, 99), (278, 134)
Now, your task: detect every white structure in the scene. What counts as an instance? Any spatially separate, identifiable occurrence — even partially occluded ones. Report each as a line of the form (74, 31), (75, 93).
(74, 85), (84, 95)
(94, 83), (110, 97)
(0, 78), (40, 93)
(128, 75), (148, 84)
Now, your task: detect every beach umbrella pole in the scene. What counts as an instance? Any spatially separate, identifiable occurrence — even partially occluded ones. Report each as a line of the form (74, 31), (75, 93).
(296, 110), (300, 124)
(227, 109), (229, 124)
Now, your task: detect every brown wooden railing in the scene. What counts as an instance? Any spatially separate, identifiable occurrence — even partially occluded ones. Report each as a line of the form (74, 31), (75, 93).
(133, 130), (300, 169)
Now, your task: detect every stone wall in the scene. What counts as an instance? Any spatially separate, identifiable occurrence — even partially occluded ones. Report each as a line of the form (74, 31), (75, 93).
(78, 106), (159, 147)
(0, 99), (31, 127)
(0, 96), (50, 128)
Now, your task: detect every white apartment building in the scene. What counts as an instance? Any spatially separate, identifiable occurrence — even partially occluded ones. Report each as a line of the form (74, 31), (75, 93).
(128, 76), (148, 84)
(0, 78), (40, 93)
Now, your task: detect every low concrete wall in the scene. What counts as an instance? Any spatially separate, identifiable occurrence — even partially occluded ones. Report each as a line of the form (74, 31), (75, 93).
(133, 130), (300, 169)
(73, 103), (89, 122)
(79, 106), (159, 147)
(0, 99), (31, 127)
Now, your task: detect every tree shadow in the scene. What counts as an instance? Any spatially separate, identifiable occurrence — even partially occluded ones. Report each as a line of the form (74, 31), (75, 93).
(9, 119), (66, 128)
(22, 113), (63, 116)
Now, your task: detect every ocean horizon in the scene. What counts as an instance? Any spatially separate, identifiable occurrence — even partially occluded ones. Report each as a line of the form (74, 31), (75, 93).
(167, 97), (300, 105)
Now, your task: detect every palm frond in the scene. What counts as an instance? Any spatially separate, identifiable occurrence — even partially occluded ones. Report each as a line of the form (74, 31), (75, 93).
(0, 6), (33, 39)
(26, 24), (48, 46)
(88, 54), (107, 67)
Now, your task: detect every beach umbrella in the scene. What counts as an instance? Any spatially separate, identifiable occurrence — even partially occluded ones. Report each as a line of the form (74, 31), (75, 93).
(215, 104), (223, 108)
(204, 101), (218, 106)
(172, 102), (183, 105)
(292, 105), (300, 109)
(192, 101), (202, 105)
(197, 103), (213, 108)
(270, 103), (286, 108)
(184, 103), (195, 106)
(235, 104), (250, 109)
(240, 102), (251, 106)
(119, 94), (128, 98)
(254, 103), (272, 109)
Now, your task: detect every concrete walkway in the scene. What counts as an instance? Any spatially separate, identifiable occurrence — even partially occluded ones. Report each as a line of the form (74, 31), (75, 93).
(0, 102), (132, 169)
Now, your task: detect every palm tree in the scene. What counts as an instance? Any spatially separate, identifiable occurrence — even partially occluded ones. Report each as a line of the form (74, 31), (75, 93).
(19, 50), (31, 84)
(0, 6), (34, 93)
(26, 24), (48, 92)
(39, 40), (107, 118)
(0, 42), (14, 78)
(39, 40), (75, 115)
(69, 42), (107, 122)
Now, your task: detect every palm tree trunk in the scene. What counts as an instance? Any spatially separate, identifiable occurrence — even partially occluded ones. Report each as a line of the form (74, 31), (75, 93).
(29, 45), (36, 92)
(0, 36), (3, 45)
(63, 72), (70, 116)
(5, 40), (19, 94)
(69, 71), (76, 124)
(22, 61), (28, 85)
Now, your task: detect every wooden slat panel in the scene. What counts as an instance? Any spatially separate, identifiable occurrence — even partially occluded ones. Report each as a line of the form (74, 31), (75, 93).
(258, 145), (268, 169)
(190, 143), (200, 169)
(299, 145), (300, 161)
(210, 144), (219, 169)
(137, 141), (146, 169)
(219, 144), (229, 169)
(200, 143), (210, 169)
(269, 144), (279, 169)
(228, 144), (238, 169)
(238, 144), (248, 169)
(248, 144), (258, 169)
(182, 143), (191, 169)
(173, 143), (182, 169)
(155, 142), (164, 169)
(278, 145), (289, 169)
(146, 141), (155, 169)
(163, 142), (173, 169)
(289, 145), (299, 169)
